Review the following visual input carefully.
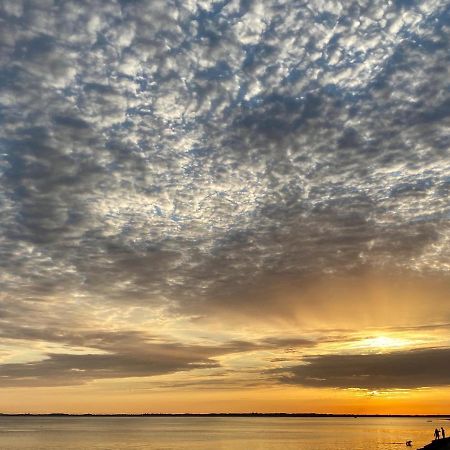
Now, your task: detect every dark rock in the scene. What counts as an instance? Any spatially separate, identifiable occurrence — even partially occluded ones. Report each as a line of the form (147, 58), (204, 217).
(418, 437), (450, 450)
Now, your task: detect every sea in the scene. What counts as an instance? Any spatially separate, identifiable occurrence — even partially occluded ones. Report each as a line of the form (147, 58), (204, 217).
(0, 416), (447, 449)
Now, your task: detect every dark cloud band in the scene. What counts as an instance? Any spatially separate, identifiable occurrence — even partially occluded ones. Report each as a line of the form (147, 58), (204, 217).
(278, 347), (450, 389)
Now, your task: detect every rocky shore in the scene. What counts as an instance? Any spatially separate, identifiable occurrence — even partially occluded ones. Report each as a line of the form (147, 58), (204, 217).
(418, 437), (450, 449)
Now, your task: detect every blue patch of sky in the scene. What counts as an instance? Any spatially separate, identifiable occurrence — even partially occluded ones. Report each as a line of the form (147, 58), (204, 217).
(242, 43), (276, 69)
(393, 0), (417, 9)
(315, 11), (339, 27)
(389, 179), (434, 198)
(192, 2), (232, 44)
(154, 206), (164, 217)
(188, 147), (214, 158)
(196, 61), (233, 80)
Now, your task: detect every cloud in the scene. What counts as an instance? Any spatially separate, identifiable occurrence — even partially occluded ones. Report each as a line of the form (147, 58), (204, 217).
(260, 337), (316, 349)
(278, 347), (450, 389)
(0, 349), (217, 387)
(0, 0), (449, 379)
(0, 328), (242, 387)
(0, 321), (319, 386)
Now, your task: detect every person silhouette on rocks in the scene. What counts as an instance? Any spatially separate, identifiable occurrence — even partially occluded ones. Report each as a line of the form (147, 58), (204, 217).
(441, 428), (446, 439)
(435, 428), (441, 440)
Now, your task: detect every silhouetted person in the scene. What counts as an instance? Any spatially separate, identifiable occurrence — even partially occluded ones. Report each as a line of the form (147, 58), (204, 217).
(435, 428), (440, 440)
(441, 427), (446, 439)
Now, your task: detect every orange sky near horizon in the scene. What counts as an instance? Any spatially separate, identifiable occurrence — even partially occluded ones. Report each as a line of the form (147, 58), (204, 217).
(1, 272), (449, 415)
(2, 384), (450, 416)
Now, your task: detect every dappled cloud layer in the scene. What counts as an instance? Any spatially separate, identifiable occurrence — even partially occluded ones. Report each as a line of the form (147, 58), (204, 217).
(0, 0), (449, 403)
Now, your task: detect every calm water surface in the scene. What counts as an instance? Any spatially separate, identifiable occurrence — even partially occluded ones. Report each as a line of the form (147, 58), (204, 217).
(0, 416), (447, 450)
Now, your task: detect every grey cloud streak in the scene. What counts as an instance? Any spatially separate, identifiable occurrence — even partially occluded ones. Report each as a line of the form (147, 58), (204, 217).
(0, 328), (231, 387)
(278, 347), (450, 389)
(0, 322), (317, 386)
(0, 0), (449, 330)
(0, 352), (215, 387)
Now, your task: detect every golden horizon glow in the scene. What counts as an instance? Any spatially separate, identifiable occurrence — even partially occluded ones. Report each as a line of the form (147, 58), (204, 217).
(2, 384), (450, 416)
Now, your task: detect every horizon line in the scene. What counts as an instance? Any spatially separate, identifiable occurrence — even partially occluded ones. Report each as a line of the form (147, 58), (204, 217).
(2, 413), (450, 418)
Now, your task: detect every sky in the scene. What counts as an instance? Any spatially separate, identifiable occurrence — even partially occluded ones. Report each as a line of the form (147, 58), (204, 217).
(0, 0), (449, 414)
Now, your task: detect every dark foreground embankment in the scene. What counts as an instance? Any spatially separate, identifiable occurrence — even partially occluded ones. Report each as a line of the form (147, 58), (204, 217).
(419, 437), (450, 449)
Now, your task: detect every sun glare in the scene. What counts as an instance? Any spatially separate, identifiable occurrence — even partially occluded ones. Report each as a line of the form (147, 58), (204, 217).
(355, 336), (410, 351)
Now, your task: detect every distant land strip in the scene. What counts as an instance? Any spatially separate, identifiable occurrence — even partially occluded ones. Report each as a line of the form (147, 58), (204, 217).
(1, 413), (449, 418)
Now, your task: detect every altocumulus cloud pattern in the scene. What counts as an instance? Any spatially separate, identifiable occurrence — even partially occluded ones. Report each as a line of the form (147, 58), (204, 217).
(0, 0), (449, 318)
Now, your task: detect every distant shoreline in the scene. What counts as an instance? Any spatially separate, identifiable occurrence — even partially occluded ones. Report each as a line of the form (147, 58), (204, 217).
(1, 413), (449, 418)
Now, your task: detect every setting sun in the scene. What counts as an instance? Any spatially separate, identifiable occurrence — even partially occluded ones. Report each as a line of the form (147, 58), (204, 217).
(355, 336), (411, 351)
